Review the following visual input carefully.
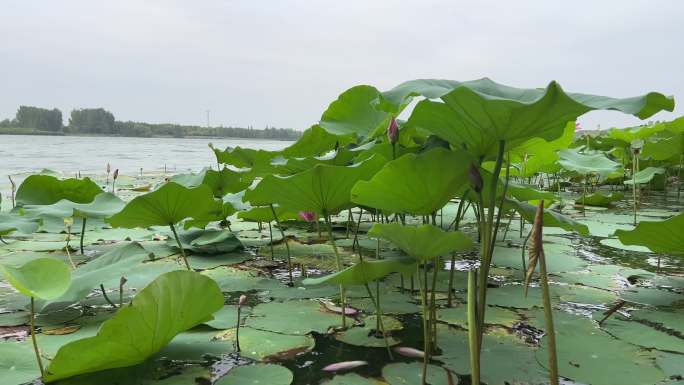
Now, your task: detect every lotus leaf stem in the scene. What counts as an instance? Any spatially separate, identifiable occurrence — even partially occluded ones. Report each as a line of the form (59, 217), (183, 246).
(99, 284), (117, 308)
(169, 223), (191, 270)
(30, 297), (45, 379)
(269, 204), (293, 285)
(80, 217), (87, 255)
(325, 215), (346, 328)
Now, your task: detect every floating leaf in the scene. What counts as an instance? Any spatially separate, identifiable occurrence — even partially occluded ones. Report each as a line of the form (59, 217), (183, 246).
(0, 214), (40, 236)
(168, 229), (243, 254)
(216, 363), (293, 385)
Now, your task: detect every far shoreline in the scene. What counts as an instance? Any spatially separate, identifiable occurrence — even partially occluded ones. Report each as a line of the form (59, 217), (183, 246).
(0, 130), (297, 141)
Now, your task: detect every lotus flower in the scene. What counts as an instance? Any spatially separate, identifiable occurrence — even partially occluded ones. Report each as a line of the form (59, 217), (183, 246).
(468, 164), (483, 193)
(393, 346), (425, 358)
(387, 117), (399, 144)
(322, 360), (368, 372)
(299, 211), (317, 222)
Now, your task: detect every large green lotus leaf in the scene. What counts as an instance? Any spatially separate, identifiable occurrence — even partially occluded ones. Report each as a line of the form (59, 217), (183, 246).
(351, 148), (470, 215)
(0, 258), (71, 300)
(505, 198), (589, 235)
(303, 258), (416, 287)
(243, 155), (386, 215)
(167, 228), (243, 254)
(245, 300), (347, 335)
(271, 148), (357, 176)
(537, 312), (666, 385)
(558, 148), (623, 177)
(215, 327), (315, 361)
(0, 213), (40, 236)
(614, 213), (684, 256)
(642, 132), (683, 161)
(107, 182), (224, 228)
(45, 270), (224, 382)
(35, 242), (151, 311)
(436, 324), (547, 385)
(0, 342), (39, 384)
(631, 309), (684, 335)
(511, 120), (576, 158)
(212, 146), (278, 181)
(23, 192), (125, 220)
(382, 362), (451, 385)
(506, 184), (556, 202)
(216, 363), (293, 385)
(608, 123), (666, 143)
(624, 166), (666, 185)
(237, 205), (299, 222)
(367, 223), (472, 261)
(406, 78), (673, 157)
(580, 191), (624, 207)
(171, 167), (249, 197)
(319, 85), (392, 139)
(15, 175), (103, 206)
(282, 124), (355, 158)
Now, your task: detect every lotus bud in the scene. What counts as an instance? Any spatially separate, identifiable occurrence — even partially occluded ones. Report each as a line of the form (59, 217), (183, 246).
(468, 164), (483, 193)
(321, 360), (368, 372)
(387, 117), (399, 144)
(238, 294), (247, 308)
(393, 346), (425, 358)
(299, 211), (317, 223)
(575, 121), (582, 131)
(113, 169), (119, 180)
(63, 217), (74, 229)
(106, 163), (111, 174)
(631, 139), (643, 155)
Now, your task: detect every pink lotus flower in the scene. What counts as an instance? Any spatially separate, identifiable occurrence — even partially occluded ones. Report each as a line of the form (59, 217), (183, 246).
(387, 117), (399, 144)
(322, 360), (368, 372)
(299, 211), (317, 222)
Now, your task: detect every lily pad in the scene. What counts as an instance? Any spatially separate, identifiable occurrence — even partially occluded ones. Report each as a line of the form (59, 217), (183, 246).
(381, 362), (451, 385)
(216, 363), (293, 385)
(245, 300), (346, 335)
(215, 327), (315, 361)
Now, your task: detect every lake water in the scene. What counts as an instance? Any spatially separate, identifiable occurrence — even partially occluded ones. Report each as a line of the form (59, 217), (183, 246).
(0, 134), (293, 182)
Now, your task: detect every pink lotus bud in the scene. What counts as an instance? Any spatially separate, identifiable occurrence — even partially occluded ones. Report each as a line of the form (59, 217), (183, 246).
(238, 294), (247, 307)
(393, 346), (425, 358)
(387, 117), (399, 144)
(322, 360), (368, 372)
(113, 169), (119, 180)
(575, 122), (582, 131)
(299, 211), (317, 222)
(106, 163), (111, 173)
(468, 164), (483, 193)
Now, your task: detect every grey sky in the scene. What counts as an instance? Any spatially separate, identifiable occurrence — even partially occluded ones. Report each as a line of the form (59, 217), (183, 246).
(1, 0), (682, 131)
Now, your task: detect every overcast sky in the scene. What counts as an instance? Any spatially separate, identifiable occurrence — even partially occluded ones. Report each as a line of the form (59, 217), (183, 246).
(1, 1), (682, 131)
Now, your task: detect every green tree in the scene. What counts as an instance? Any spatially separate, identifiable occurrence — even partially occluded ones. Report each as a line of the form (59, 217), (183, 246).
(16, 106), (63, 132)
(69, 108), (115, 134)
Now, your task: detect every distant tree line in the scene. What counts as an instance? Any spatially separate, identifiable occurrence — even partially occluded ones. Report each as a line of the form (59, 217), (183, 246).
(0, 105), (301, 140)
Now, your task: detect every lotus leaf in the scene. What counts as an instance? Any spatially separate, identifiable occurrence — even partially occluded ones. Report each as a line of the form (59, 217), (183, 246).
(171, 167), (249, 197)
(45, 270), (224, 381)
(614, 213), (684, 256)
(505, 199), (589, 235)
(243, 155), (385, 215)
(351, 148), (471, 215)
(0, 214), (40, 236)
(381, 362), (451, 385)
(303, 258), (416, 287)
(168, 229), (243, 254)
(624, 166), (666, 185)
(558, 148), (623, 177)
(282, 124), (355, 158)
(580, 191), (624, 207)
(367, 223), (473, 261)
(107, 182), (224, 229)
(245, 300), (347, 335)
(405, 78), (673, 157)
(319, 85), (391, 139)
(15, 175), (103, 206)
(35, 242), (150, 311)
(0, 258), (71, 300)
(216, 363), (293, 385)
